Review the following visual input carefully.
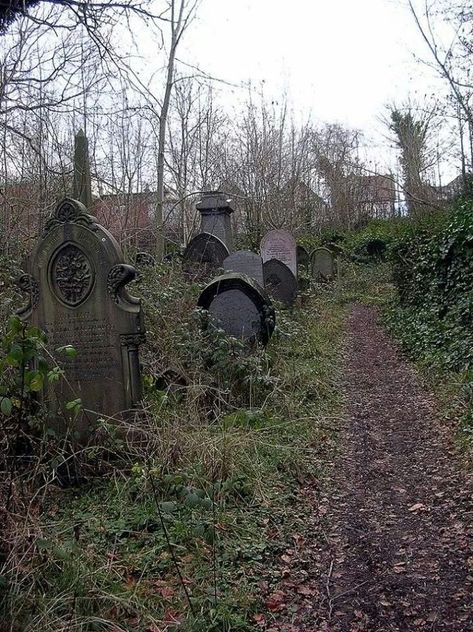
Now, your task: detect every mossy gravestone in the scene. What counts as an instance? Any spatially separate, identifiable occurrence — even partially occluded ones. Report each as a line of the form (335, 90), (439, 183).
(198, 273), (275, 345)
(311, 247), (336, 282)
(18, 198), (145, 441)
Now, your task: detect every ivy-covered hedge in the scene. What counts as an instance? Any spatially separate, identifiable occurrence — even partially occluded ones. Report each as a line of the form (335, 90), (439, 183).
(387, 200), (473, 372)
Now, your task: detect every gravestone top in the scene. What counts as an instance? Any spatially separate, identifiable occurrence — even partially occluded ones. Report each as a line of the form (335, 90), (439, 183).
(223, 250), (264, 286)
(263, 258), (297, 307)
(260, 229), (297, 277)
(198, 272), (275, 345)
(182, 232), (229, 270)
(17, 197), (145, 442)
(135, 251), (156, 267)
(311, 247), (336, 282)
(196, 191), (234, 251)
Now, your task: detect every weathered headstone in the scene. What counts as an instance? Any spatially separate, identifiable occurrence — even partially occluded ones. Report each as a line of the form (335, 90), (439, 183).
(17, 197), (145, 440)
(196, 191), (234, 251)
(260, 229), (297, 278)
(223, 250), (264, 286)
(198, 273), (275, 345)
(182, 232), (229, 270)
(135, 251), (156, 267)
(311, 247), (336, 282)
(263, 258), (297, 307)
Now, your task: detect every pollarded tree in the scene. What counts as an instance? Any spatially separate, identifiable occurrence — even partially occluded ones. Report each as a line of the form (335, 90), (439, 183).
(388, 103), (437, 215)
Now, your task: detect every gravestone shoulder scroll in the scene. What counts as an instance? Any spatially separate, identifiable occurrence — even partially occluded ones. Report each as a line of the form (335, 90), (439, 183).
(197, 273), (275, 345)
(263, 258), (298, 308)
(17, 197), (145, 441)
(311, 247), (336, 282)
(223, 251), (264, 286)
(182, 232), (229, 270)
(260, 229), (297, 278)
(135, 251), (156, 268)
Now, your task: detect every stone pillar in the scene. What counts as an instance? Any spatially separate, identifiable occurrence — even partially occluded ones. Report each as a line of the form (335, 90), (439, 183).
(196, 191), (234, 251)
(73, 129), (92, 210)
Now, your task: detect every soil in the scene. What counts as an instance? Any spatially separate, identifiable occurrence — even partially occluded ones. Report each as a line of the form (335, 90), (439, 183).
(262, 304), (473, 632)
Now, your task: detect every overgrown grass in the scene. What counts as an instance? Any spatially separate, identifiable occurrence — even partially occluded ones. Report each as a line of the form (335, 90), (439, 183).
(0, 263), (347, 632)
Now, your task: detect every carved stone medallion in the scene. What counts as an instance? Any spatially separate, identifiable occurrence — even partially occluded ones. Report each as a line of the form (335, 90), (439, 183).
(51, 243), (94, 306)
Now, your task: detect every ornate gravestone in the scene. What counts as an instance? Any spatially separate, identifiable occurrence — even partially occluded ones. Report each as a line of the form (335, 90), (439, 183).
(263, 258), (298, 307)
(311, 247), (336, 282)
(17, 198), (145, 440)
(223, 251), (264, 286)
(182, 232), (229, 270)
(260, 229), (297, 278)
(135, 251), (156, 267)
(198, 273), (275, 345)
(196, 191), (234, 251)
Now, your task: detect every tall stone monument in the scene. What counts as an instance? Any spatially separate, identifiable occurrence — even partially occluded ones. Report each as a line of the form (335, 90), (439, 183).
(18, 200), (145, 439)
(260, 229), (297, 278)
(196, 191), (234, 251)
(73, 129), (92, 210)
(183, 191), (234, 271)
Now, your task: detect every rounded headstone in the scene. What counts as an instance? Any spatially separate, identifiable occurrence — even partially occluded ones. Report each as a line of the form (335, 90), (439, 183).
(263, 258), (297, 307)
(198, 273), (275, 345)
(260, 229), (297, 278)
(223, 250), (264, 286)
(182, 232), (230, 269)
(311, 247), (336, 282)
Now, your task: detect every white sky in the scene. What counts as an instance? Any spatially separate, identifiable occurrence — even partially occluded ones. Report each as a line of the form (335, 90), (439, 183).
(176, 0), (456, 177)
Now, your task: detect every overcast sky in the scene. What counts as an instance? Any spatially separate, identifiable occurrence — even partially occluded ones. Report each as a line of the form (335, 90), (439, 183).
(176, 0), (454, 175)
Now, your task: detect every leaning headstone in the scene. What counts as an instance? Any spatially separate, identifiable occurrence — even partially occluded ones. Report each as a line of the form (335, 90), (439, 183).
(223, 251), (264, 286)
(311, 247), (336, 282)
(17, 197), (145, 441)
(263, 258), (297, 307)
(198, 273), (275, 345)
(196, 191), (234, 251)
(260, 229), (297, 278)
(135, 251), (156, 267)
(182, 232), (229, 270)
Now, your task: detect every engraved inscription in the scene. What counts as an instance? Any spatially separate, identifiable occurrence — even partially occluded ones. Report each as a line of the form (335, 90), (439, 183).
(45, 315), (116, 381)
(52, 244), (94, 306)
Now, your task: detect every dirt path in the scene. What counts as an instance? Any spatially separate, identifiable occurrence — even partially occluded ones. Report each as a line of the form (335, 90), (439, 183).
(263, 305), (473, 631)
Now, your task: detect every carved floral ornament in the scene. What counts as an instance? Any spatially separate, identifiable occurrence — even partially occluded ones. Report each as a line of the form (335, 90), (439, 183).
(43, 198), (98, 236)
(51, 244), (94, 307)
